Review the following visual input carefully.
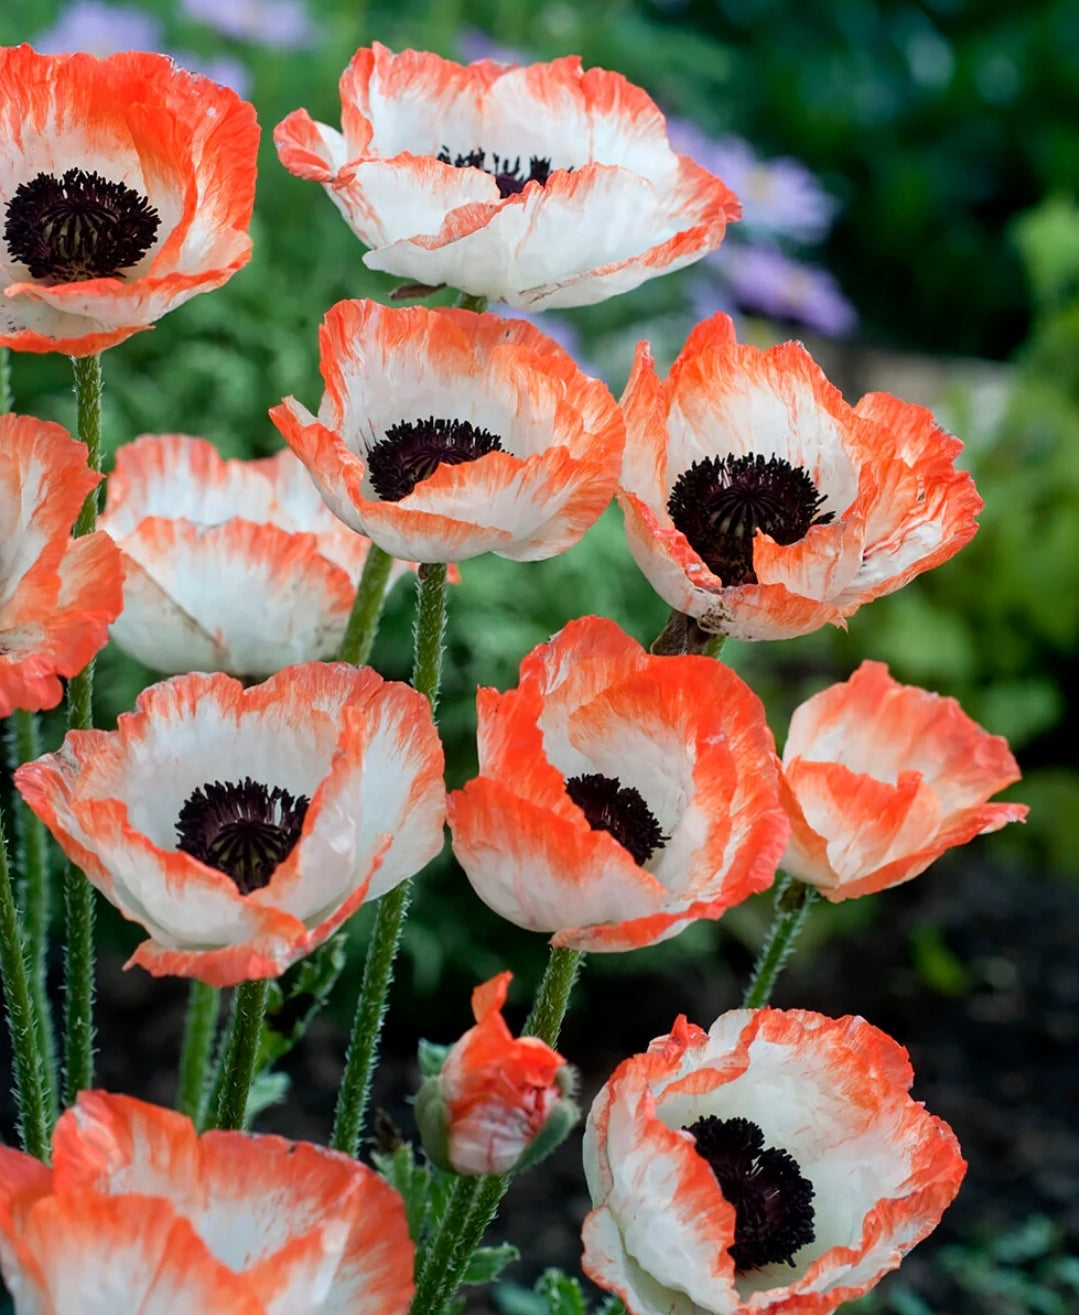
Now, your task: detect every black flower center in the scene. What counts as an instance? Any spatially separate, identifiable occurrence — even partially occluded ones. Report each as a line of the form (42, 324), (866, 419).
(667, 453), (833, 587)
(176, 777), (310, 895)
(437, 147), (557, 199)
(685, 1115), (816, 1274)
(366, 416), (504, 502)
(4, 167), (160, 283)
(564, 772), (666, 866)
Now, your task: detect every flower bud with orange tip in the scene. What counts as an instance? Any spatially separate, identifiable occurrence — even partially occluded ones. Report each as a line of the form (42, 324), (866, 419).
(582, 1009), (966, 1315)
(0, 412), (122, 716)
(416, 972), (578, 1176)
(0, 46), (258, 356)
(270, 298), (624, 564)
(779, 660), (1028, 901)
(618, 313), (982, 641)
(14, 662), (445, 987)
(0, 1090), (415, 1315)
(447, 616), (789, 952)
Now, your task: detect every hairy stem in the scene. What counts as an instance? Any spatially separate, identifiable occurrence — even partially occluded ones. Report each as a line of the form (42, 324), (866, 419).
(741, 877), (818, 1009)
(209, 979), (270, 1131)
(176, 980), (222, 1121)
(336, 543), (395, 666)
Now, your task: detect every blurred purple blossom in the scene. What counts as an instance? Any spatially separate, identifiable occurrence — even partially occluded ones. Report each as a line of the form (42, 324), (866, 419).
(180, 0), (315, 49)
(667, 120), (839, 245)
(33, 1), (162, 54)
(708, 246), (857, 338)
(172, 50), (252, 98)
(457, 28), (525, 66)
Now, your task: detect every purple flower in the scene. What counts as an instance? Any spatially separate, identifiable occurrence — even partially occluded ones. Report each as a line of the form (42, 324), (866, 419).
(457, 28), (526, 66)
(171, 49), (252, 98)
(667, 121), (838, 245)
(180, 0), (315, 49)
(33, 1), (162, 54)
(710, 245), (858, 338)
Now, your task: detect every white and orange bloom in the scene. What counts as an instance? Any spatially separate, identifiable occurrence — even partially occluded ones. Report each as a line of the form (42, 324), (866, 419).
(270, 299), (624, 564)
(274, 43), (739, 310)
(0, 1090), (415, 1315)
(619, 313), (982, 641)
(779, 660), (1028, 902)
(99, 433), (420, 677)
(0, 45), (257, 356)
(583, 1008), (966, 1315)
(0, 412), (122, 716)
(416, 971), (578, 1176)
(14, 662), (445, 986)
(447, 616), (788, 952)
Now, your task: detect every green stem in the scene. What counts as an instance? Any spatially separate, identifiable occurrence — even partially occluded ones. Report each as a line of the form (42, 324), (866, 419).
(0, 804), (50, 1160)
(336, 543), (395, 666)
(176, 980), (221, 1120)
(0, 345), (11, 413)
(741, 877), (817, 1009)
(454, 292), (489, 314)
(62, 353), (104, 1104)
(209, 979), (270, 1131)
(411, 562), (449, 712)
(411, 946), (585, 1315)
(703, 632), (727, 659)
(330, 881), (411, 1156)
(331, 561), (450, 1156)
(7, 711), (58, 1125)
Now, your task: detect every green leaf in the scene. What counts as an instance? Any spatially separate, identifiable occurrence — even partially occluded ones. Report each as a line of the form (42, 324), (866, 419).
(259, 934), (348, 1066)
(461, 1244), (520, 1285)
(244, 1070), (290, 1122)
(534, 1269), (588, 1315)
(372, 1143), (431, 1245)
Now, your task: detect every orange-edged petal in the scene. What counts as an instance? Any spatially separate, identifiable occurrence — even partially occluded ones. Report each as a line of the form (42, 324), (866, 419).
(15, 663), (445, 986)
(0, 46), (257, 355)
(618, 314), (981, 641)
(449, 615), (786, 951)
(270, 298), (623, 564)
(779, 661), (1027, 899)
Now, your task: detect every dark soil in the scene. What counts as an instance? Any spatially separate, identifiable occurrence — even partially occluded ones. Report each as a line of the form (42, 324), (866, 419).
(3, 860), (1077, 1314)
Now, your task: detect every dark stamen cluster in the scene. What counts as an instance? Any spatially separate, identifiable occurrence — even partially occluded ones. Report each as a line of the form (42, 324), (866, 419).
(565, 772), (667, 866)
(437, 147), (557, 198)
(667, 453), (833, 586)
(4, 167), (160, 283)
(685, 1115), (816, 1274)
(176, 777), (310, 895)
(367, 416), (504, 502)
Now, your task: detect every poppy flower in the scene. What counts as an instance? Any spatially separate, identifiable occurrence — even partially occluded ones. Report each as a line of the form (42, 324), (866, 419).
(619, 313), (982, 641)
(0, 1089), (414, 1315)
(416, 971), (578, 1176)
(0, 412), (122, 717)
(0, 45), (257, 356)
(99, 433), (419, 677)
(269, 299), (624, 564)
(273, 43), (739, 310)
(779, 660), (1028, 902)
(447, 616), (788, 952)
(582, 1008), (966, 1315)
(14, 661), (445, 986)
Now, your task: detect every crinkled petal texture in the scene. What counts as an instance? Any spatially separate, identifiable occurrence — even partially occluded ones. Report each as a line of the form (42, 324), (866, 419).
(440, 971), (568, 1175)
(0, 1090), (415, 1315)
(99, 433), (415, 676)
(447, 615), (788, 951)
(618, 313), (983, 641)
(0, 45), (257, 355)
(779, 660), (1027, 901)
(0, 412), (122, 716)
(270, 299), (624, 564)
(274, 43), (739, 310)
(582, 1009), (966, 1315)
(14, 662), (446, 986)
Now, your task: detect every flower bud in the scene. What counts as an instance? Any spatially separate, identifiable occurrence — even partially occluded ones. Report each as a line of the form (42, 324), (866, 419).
(416, 972), (578, 1176)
